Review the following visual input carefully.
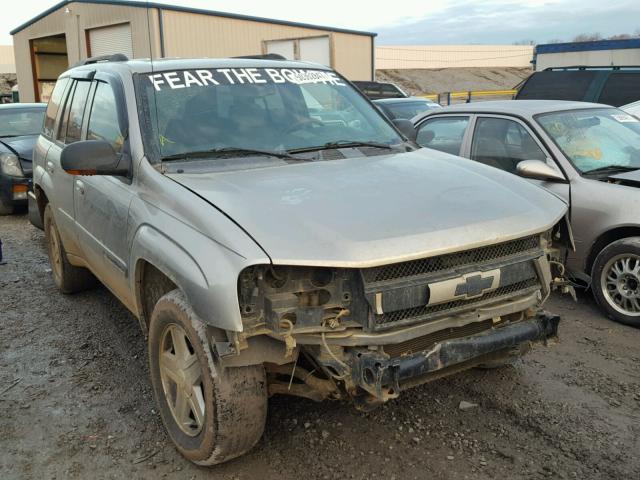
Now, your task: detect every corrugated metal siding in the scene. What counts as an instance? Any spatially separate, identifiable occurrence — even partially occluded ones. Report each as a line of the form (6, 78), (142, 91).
(0, 45), (15, 73)
(376, 45), (534, 69)
(12, 3), (160, 102)
(535, 49), (640, 71)
(161, 10), (372, 80)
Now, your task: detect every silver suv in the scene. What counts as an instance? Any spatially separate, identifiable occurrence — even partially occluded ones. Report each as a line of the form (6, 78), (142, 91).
(33, 56), (569, 465)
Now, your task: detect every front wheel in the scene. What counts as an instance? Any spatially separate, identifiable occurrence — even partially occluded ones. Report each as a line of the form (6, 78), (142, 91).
(592, 237), (640, 327)
(0, 197), (14, 215)
(148, 290), (267, 465)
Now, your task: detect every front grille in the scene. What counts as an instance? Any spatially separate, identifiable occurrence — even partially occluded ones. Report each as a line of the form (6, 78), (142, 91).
(374, 278), (540, 330)
(383, 319), (493, 358)
(362, 235), (540, 284)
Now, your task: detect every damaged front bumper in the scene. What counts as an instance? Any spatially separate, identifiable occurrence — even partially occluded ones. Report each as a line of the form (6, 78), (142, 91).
(347, 313), (560, 401)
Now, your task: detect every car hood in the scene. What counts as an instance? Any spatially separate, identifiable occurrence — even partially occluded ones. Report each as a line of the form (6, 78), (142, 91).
(0, 135), (38, 175)
(609, 169), (640, 186)
(167, 149), (567, 267)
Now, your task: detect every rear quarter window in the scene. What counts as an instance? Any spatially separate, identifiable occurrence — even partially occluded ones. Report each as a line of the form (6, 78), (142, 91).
(598, 73), (640, 107)
(43, 77), (69, 138)
(517, 71), (597, 101)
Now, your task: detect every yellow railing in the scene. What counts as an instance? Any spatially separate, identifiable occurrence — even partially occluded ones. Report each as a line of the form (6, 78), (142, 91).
(418, 89), (518, 104)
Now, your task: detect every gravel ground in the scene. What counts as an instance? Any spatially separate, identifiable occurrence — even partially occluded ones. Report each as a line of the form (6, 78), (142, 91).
(1, 212), (640, 480)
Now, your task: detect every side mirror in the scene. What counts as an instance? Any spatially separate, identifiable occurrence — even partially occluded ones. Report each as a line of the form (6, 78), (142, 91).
(392, 118), (417, 142)
(61, 140), (130, 176)
(516, 160), (565, 182)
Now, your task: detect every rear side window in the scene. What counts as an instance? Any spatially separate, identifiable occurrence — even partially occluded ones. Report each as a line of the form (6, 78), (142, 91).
(43, 77), (69, 138)
(416, 116), (469, 155)
(517, 71), (597, 101)
(598, 73), (640, 107)
(62, 81), (91, 144)
(87, 82), (124, 152)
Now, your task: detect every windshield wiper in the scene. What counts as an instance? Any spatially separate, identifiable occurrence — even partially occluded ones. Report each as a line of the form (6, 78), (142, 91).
(583, 165), (639, 176)
(162, 146), (302, 162)
(287, 140), (394, 154)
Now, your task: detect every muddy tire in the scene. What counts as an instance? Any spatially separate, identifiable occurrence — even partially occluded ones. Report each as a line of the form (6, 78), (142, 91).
(44, 204), (96, 294)
(592, 237), (640, 327)
(148, 290), (267, 465)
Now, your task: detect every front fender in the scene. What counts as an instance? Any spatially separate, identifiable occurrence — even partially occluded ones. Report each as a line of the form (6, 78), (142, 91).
(130, 223), (266, 332)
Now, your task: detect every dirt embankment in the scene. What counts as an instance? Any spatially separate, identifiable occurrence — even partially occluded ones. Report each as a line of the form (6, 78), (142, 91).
(1, 213), (640, 479)
(376, 67), (532, 95)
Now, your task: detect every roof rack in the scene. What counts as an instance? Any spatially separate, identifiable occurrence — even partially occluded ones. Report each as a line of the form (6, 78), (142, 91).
(232, 53), (287, 60)
(72, 54), (129, 68)
(543, 65), (640, 71)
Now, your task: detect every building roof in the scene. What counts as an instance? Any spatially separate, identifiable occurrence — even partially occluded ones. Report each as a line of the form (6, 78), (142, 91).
(536, 38), (640, 55)
(11, 0), (377, 37)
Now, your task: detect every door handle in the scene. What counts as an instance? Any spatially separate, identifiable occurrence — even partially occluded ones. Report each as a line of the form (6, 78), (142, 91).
(46, 161), (54, 174)
(75, 180), (85, 195)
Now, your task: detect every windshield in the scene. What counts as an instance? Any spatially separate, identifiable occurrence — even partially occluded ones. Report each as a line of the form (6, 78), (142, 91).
(138, 67), (403, 161)
(536, 108), (640, 174)
(379, 100), (439, 120)
(0, 108), (44, 137)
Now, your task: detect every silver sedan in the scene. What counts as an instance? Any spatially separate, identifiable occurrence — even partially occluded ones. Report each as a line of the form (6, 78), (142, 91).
(413, 100), (640, 326)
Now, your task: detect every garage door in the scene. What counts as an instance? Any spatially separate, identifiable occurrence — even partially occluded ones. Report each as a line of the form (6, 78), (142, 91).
(265, 36), (331, 66)
(298, 37), (331, 66)
(88, 23), (134, 59)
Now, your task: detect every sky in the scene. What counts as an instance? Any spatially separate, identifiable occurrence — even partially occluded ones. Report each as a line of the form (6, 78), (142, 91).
(2, 0), (639, 45)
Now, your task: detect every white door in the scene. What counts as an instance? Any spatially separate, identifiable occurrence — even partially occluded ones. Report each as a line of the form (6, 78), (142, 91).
(89, 23), (134, 59)
(299, 37), (331, 66)
(266, 40), (295, 60)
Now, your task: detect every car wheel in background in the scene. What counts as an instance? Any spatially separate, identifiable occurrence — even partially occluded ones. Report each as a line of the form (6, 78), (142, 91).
(28, 192), (44, 229)
(0, 197), (14, 215)
(592, 237), (640, 327)
(44, 204), (96, 293)
(148, 290), (267, 465)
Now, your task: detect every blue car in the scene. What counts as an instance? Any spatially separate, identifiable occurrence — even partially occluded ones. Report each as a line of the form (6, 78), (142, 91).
(0, 103), (46, 215)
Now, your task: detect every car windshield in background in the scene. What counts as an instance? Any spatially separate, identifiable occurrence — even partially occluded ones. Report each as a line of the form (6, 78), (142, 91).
(536, 108), (640, 174)
(379, 100), (439, 120)
(139, 67), (403, 162)
(0, 108), (44, 137)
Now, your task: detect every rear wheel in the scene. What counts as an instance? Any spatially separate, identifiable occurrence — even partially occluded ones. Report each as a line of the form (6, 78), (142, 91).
(44, 204), (96, 293)
(148, 290), (267, 465)
(592, 237), (640, 327)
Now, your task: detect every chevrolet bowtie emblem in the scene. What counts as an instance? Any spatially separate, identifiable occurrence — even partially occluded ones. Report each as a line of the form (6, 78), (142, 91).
(455, 274), (495, 298)
(427, 269), (501, 306)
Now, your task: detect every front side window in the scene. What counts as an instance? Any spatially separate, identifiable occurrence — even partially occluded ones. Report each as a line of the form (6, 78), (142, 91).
(43, 77), (69, 138)
(137, 67), (403, 166)
(0, 108), (45, 137)
(87, 82), (124, 152)
(536, 108), (640, 174)
(471, 117), (546, 173)
(416, 116), (469, 155)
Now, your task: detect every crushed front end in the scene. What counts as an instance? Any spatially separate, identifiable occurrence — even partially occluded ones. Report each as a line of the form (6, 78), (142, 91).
(231, 230), (563, 408)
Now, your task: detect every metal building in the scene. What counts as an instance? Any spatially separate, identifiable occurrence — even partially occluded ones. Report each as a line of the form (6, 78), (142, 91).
(534, 39), (640, 71)
(11, 0), (376, 102)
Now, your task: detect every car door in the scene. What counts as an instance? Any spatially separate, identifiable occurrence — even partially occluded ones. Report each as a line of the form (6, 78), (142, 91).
(415, 115), (471, 156)
(44, 76), (92, 255)
(72, 74), (134, 304)
(466, 115), (570, 204)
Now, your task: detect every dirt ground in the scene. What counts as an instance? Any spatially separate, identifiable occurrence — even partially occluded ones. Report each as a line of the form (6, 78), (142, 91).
(1, 212), (640, 480)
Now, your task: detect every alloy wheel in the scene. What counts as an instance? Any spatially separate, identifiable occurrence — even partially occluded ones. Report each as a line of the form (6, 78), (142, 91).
(159, 324), (206, 436)
(601, 254), (640, 317)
